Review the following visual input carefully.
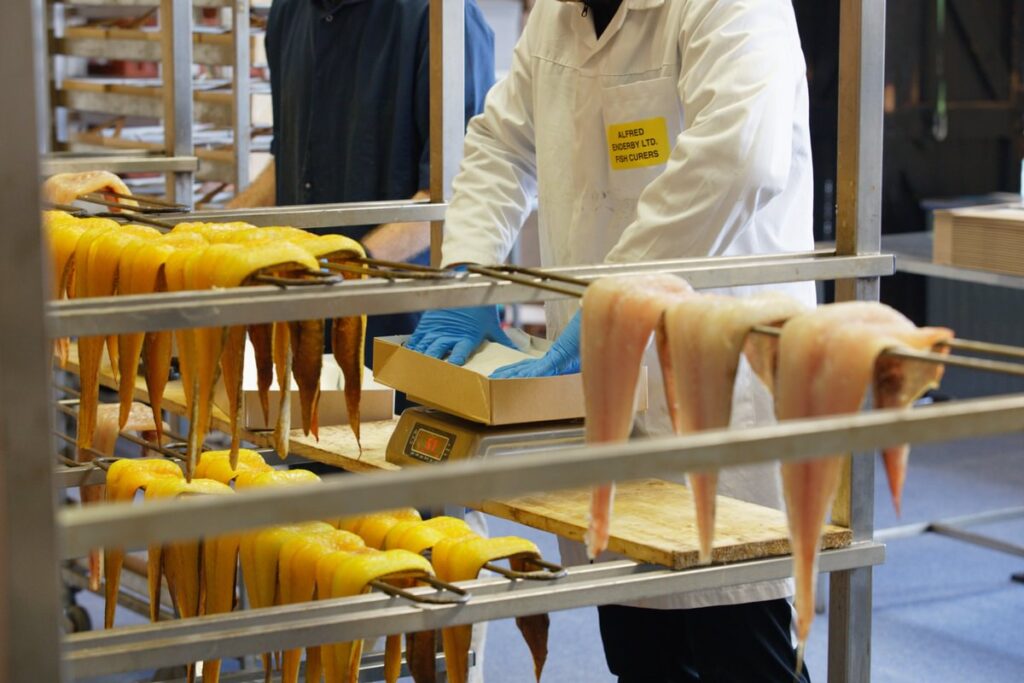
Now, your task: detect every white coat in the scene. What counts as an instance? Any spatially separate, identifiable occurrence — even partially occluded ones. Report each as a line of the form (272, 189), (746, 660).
(442, 0), (817, 608)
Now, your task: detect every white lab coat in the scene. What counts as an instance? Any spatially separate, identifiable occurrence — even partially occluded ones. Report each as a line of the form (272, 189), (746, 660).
(442, 0), (817, 608)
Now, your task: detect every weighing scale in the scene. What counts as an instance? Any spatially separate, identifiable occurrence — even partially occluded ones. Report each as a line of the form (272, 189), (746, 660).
(386, 406), (585, 466)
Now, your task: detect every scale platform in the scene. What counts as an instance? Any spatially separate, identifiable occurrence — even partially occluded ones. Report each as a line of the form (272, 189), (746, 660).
(386, 406), (584, 466)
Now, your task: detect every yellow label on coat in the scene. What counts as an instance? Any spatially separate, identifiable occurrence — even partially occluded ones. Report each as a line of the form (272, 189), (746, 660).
(606, 117), (670, 170)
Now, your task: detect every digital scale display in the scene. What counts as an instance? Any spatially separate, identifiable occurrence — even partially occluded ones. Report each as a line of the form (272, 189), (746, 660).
(405, 424), (456, 463)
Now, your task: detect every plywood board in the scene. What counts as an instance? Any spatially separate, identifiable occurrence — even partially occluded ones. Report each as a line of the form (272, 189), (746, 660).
(479, 479), (852, 570)
(62, 344), (398, 473)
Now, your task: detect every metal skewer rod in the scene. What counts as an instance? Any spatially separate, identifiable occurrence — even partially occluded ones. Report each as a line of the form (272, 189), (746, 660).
(85, 190), (187, 211)
(942, 338), (1024, 361)
(81, 192), (182, 213)
(322, 260), (454, 281)
(465, 264), (586, 298)
(53, 383), (193, 445)
(749, 325), (1024, 378)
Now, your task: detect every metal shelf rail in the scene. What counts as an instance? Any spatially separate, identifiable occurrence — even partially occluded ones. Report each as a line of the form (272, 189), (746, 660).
(1, 1), (981, 682)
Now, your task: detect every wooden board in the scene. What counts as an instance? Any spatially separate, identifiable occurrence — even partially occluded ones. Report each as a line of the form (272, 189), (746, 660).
(62, 344), (398, 473)
(479, 479), (852, 570)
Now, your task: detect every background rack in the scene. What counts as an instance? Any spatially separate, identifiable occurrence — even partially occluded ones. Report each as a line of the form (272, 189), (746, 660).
(7, 1), (1020, 682)
(46, 0), (270, 204)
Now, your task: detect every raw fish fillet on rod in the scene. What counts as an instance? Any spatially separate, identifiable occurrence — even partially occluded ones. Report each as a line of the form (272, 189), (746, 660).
(657, 292), (810, 564)
(771, 301), (952, 665)
(581, 274), (694, 559)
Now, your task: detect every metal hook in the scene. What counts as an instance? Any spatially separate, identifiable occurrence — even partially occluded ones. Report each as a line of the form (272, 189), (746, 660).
(369, 575), (470, 605)
(483, 556), (568, 581)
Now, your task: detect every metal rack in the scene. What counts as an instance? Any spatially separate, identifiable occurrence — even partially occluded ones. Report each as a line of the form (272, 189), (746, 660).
(47, 0), (267, 200)
(7, 1), (1020, 682)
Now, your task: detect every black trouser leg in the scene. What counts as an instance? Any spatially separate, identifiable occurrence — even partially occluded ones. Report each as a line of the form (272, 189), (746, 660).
(598, 605), (700, 683)
(598, 600), (810, 683)
(682, 599), (810, 683)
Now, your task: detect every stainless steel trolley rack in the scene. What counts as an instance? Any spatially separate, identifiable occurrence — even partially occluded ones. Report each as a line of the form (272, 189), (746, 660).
(7, 2), (1023, 682)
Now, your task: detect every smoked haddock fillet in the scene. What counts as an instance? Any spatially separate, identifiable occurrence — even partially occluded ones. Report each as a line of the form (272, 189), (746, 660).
(774, 301), (952, 663)
(102, 458), (183, 626)
(657, 292), (809, 564)
(581, 274), (694, 559)
(433, 535), (550, 683)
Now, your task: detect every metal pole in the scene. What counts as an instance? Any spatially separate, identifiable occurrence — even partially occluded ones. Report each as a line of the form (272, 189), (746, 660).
(829, 1), (887, 681)
(161, 0), (195, 207)
(428, 0), (465, 266)
(0, 0), (64, 680)
(231, 0), (251, 193)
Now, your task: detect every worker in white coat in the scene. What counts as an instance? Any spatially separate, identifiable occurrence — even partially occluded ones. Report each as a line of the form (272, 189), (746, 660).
(408, 0), (815, 679)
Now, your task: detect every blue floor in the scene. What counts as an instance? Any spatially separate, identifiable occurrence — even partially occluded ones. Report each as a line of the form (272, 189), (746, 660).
(78, 433), (1024, 681)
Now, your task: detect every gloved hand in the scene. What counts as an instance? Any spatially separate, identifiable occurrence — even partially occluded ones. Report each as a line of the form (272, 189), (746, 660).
(490, 310), (581, 379)
(406, 306), (516, 366)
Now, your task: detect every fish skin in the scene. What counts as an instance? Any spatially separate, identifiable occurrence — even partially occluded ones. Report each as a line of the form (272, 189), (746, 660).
(289, 319), (324, 439)
(142, 331), (173, 443)
(248, 324), (275, 425)
(332, 314), (366, 451)
(581, 274), (694, 559)
(201, 531), (241, 683)
(658, 292), (809, 564)
(272, 321), (292, 460)
(774, 301), (953, 656)
(220, 325), (247, 465)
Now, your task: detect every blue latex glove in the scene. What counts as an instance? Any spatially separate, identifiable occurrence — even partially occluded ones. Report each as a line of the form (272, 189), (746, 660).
(406, 306), (516, 366)
(490, 310), (581, 379)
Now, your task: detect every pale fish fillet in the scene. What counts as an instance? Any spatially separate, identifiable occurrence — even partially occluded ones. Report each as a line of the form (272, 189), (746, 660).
(658, 292), (809, 564)
(581, 274), (694, 559)
(775, 301), (952, 661)
(42, 171), (138, 207)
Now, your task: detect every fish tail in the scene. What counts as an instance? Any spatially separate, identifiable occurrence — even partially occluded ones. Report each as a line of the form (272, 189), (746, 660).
(881, 445), (909, 516)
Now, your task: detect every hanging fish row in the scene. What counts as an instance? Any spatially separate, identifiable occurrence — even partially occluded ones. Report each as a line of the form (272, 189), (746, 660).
(579, 274), (954, 668)
(44, 206), (367, 479)
(102, 451), (551, 683)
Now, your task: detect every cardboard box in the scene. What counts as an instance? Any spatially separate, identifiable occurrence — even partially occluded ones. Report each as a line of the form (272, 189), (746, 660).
(372, 334), (648, 426)
(213, 340), (394, 430)
(934, 203), (1024, 276)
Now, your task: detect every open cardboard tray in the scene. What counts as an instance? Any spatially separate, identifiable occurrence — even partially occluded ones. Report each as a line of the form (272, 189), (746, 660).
(373, 334), (648, 426)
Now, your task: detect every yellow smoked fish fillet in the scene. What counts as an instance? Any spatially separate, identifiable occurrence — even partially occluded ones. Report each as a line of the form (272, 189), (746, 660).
(118, 239), (189, 435)
(317, 549), (434, 683)
(383, 517), (475, 554)
(85, 403), (161, 594)
(277, 529), (367, 683)
(233, 468), (320, 489)
(774, 301), (952, 664)
(183, 244), (249, 476)
(42, 171), (137, 207)
(169, 221), (255, 242)
(73, 228), (160, 464)
(384, 517), (475, 683)
(582, 274), (694, 559)
(162, 246), (208, 464)
(194, 449), (272, 484)
(215, 242), (321, 460)
(434, 536), (548, 683)
(239, 522), (334, 676)
(144, 477), (234, 683)
(103, 458), (183, 627)
(657, 291), (809, 564)
(341, 509), (424, 550)
(44, 213), (90, 366)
